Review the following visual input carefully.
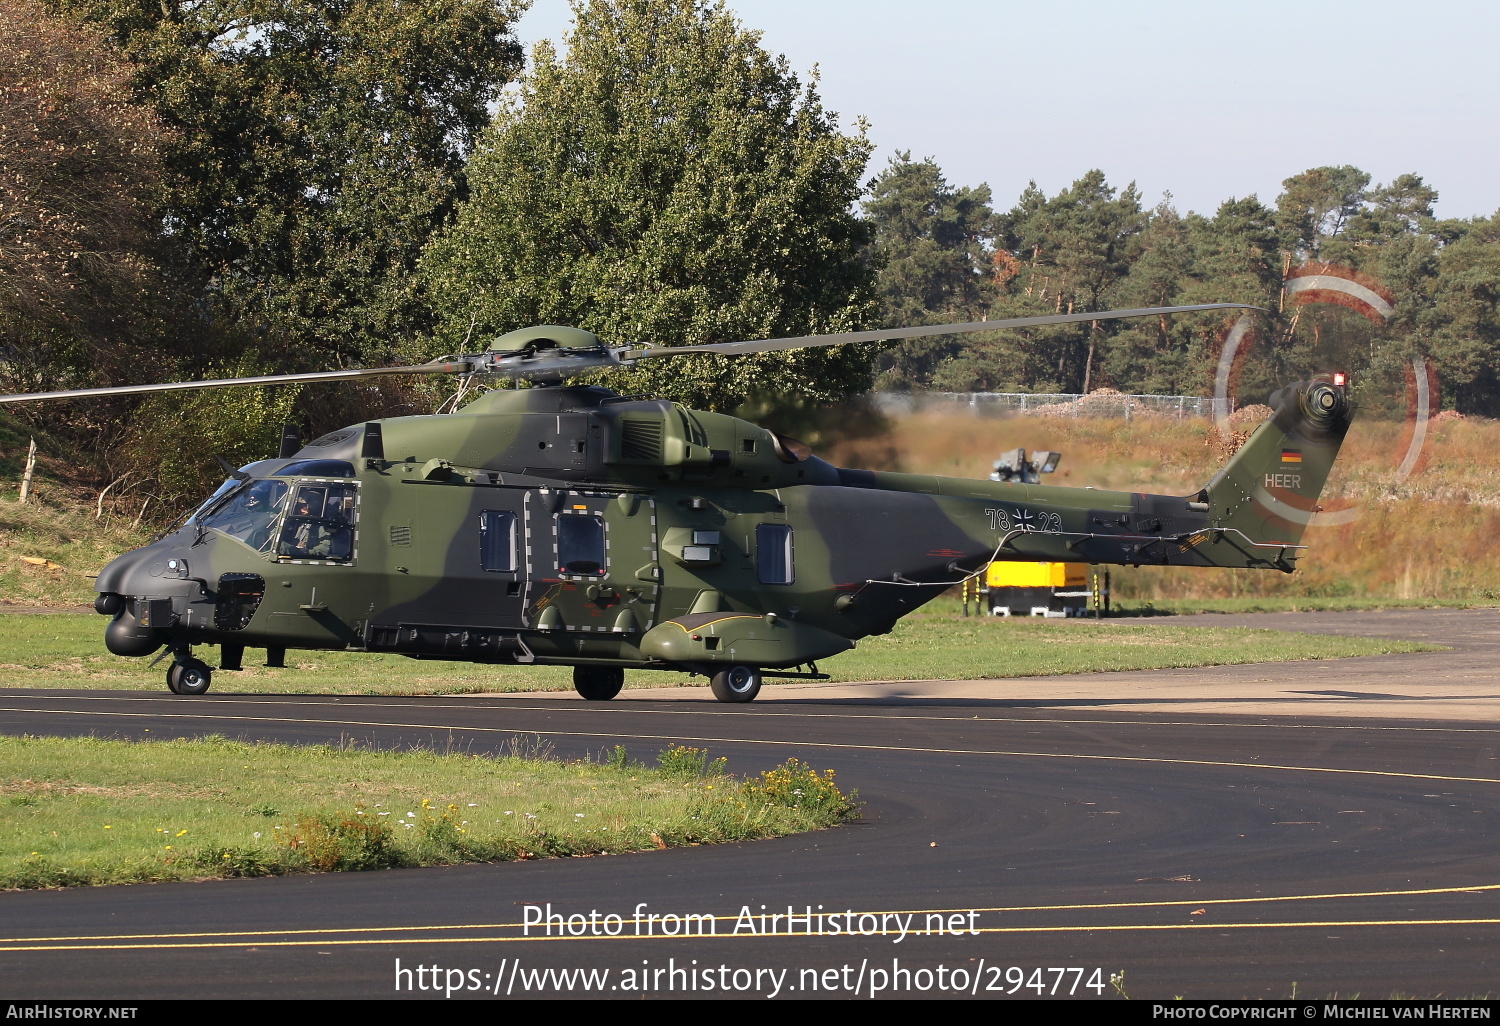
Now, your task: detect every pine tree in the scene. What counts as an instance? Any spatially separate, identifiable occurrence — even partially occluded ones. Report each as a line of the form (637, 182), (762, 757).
(861, 153), (995, 389)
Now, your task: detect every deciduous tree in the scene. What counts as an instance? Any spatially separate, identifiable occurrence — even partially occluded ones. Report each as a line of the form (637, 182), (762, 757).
(61, 0), (527, 369)
(421, 0), (879, 410)
(0, 0), (176, 391)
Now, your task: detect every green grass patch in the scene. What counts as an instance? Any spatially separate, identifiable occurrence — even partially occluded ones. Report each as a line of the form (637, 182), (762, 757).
(1108, 596), (1487, 616)
(0, 735), (858, 890)
(0, 613), (1440, 695)
(822, 616), (1439, 681)
(925, 594), (1486, 617)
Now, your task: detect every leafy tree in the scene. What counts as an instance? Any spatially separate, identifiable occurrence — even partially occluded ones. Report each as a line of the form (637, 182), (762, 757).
(59, 0), (527, 370)
(0, 0), (177, 392)
(1098, 200), (1196, 395)
(1344, 173), (1438, 244)
(861, 153), (995, 389)
(420, 0), (879, 411)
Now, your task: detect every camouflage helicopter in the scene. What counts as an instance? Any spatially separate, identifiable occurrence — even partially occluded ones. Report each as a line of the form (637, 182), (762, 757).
(0, 304), (1353, 703)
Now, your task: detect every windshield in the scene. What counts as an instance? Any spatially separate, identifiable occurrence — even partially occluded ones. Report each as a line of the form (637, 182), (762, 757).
(197, 479), (289, 552)
(189, 477), (242, 523)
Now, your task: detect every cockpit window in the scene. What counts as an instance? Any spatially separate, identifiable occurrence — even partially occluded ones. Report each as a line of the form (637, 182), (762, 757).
(274, 459), (355, 478)
(275, 482), (358, 561)
(197, 480), (289, 552)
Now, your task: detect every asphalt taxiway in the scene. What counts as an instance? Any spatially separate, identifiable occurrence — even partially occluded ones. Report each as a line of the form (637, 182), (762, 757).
(2, 607), (1498, 1000)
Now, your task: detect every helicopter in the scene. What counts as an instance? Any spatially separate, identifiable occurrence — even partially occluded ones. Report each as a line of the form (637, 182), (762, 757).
(0, 304), (1353, 703)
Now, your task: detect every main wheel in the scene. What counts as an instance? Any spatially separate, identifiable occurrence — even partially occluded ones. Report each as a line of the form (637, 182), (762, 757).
(710, 665), (761, 703)
(168, 659), (212, 696)
(573, 665), (624, 701)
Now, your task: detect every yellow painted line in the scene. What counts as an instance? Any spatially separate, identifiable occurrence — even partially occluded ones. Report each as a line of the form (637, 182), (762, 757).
(6, 919), (1500, 954)
(2, 705), (1499, 786)
(11, 692), (1500, 736)
(5, 882), (1498, 948)
(657, 615), (759, 633)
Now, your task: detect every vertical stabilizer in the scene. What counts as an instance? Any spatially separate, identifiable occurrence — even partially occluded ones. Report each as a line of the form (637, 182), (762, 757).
(1203, 377), (1353, 551)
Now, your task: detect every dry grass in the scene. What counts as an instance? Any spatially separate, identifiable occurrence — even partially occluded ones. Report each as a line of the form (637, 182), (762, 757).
(823, 410), (1500, 602)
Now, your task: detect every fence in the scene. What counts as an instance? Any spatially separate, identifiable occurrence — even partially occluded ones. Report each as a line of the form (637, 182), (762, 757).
(871, 391), (1234, 421)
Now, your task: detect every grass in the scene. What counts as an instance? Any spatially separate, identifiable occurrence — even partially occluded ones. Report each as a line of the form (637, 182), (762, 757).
(1107, 596), (1482, 616)
(0, 734), (858, 890)
(821, 616), (1437, 681)
(926, 594), (1483, 617)
(0, 493), (148, 608)
(0, 612), (1439, 695)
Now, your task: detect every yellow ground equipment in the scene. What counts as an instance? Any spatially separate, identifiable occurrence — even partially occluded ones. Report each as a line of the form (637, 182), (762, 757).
(983, 562), (1102, 617)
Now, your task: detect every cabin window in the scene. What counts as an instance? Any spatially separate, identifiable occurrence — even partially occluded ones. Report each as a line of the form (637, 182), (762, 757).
(479, 511), (518, 572)
(198, 479), (289, 553)
(556, 512), (605, 576)
(275, 482), (358, 561)
(756, 524), (794, 585)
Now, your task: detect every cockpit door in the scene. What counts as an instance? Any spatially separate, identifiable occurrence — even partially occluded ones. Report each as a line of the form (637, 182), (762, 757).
(275, 480), (360, 563)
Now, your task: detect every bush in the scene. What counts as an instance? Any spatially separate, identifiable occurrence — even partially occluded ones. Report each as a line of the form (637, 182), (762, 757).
(192, 845), (278, 878)
(656, 745), (727, 780)
(741, 759), (859, 820)
(276, 811), (401, 872)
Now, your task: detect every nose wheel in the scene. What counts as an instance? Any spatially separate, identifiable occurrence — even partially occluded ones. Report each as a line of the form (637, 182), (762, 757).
(166, 658), (213, 695)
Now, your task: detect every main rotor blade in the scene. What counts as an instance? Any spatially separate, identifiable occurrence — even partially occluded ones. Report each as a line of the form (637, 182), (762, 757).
(0, 361), (472, 405)
(627, 303), (1266, 359)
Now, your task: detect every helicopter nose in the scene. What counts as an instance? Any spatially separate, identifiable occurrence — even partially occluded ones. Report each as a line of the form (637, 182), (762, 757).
(94, 546), (160, 609)
(95, 541), (204, 657)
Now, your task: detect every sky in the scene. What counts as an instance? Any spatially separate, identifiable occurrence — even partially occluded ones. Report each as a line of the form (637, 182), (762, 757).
(514, 0), (1500, 220)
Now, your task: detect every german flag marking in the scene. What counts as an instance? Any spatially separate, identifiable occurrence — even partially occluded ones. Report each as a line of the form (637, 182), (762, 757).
(1281, 449), (1302, 463)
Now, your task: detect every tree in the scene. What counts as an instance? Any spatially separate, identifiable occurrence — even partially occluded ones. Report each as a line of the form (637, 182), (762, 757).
(1275, 165), (1370, 258)
(60, 0), (527, 370)
(1345, 173), (1438, 243)
(861, 153), (995, 389)
(1424, 213), (1500, 414)
(420, 0), (879, 411)
(930, 171), (1144, 393)
(0, 0), (176, 392)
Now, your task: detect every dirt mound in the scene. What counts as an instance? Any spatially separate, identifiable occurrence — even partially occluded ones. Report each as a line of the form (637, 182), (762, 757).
(1432, 409), (1466, 424)
(1035, 388), (1167, 419)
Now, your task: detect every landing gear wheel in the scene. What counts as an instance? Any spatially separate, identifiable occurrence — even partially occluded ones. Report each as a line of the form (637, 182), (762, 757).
(710, 665), (761, 703)
(573, 665), (624, 701)
(167, 659), (212, 696)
